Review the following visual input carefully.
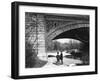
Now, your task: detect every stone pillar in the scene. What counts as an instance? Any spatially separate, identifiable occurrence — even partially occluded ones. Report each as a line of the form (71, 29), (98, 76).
(37, 14), (47, 61)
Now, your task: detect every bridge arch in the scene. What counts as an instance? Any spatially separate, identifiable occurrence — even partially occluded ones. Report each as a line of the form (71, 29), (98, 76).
(46, 22), (89, 41)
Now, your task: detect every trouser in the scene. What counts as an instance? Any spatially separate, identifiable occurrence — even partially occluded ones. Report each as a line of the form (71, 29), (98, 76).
(60, 59), (63, 64)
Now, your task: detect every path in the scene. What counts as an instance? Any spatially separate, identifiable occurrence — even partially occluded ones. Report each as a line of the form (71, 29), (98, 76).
(43, 56), (82, 68)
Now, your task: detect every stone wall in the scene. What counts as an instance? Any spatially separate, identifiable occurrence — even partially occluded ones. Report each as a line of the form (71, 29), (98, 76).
(25, 13), (47, 61)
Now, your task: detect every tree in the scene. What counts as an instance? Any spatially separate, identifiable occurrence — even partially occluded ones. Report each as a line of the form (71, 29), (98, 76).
(53, 41), (61, 51)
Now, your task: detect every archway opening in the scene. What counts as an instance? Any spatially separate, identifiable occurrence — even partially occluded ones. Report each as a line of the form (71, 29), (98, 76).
(46, 27), (89, 66)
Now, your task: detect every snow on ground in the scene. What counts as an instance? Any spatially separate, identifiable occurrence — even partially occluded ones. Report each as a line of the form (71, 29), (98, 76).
(47, 51), (71, 56)
(43, 57), (82, 68)
(39, 52), (83, 68)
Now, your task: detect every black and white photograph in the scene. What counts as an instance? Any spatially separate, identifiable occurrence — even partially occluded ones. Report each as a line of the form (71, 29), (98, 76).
(25, 13), (89, 68)
(11, 1), (97, 79)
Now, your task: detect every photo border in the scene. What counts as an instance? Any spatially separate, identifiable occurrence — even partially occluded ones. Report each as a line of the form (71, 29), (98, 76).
(11, 1), (98, 79)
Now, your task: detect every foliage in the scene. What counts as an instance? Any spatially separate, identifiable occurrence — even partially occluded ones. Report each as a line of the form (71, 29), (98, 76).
(25, 41), (37, 68)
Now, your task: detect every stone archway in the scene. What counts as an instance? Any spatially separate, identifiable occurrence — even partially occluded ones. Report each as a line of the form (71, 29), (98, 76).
(46, 22), (89, 41)
(25, 13), (89, 68)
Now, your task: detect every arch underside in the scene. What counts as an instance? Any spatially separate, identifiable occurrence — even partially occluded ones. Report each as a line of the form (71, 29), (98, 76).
(53, 27), (89, 43)
(46, 23), (89, 43)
